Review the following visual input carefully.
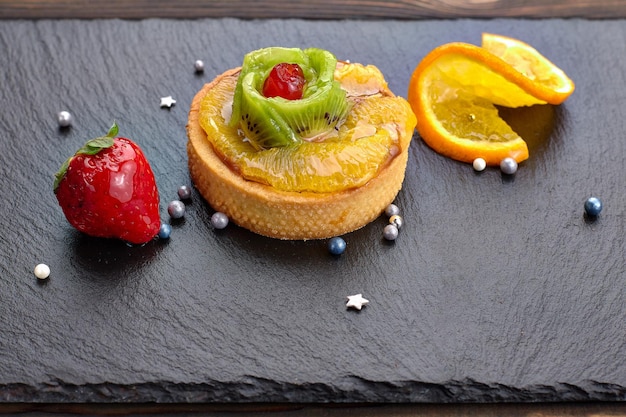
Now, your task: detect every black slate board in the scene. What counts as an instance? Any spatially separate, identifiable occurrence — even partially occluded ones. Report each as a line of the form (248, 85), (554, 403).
(1, 18), (625, 403)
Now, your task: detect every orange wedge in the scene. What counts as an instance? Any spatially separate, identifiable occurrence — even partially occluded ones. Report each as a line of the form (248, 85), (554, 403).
(408, 33), (575, 166)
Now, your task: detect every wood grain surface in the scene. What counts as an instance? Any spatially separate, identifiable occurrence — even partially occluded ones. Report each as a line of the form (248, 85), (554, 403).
(0, 0), (625, 19)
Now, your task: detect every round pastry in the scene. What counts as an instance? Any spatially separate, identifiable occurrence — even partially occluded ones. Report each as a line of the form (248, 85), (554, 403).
(187, 47), (416, 240)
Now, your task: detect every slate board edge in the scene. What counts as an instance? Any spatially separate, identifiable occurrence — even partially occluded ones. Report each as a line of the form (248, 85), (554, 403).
(2, 18), (626, 406)
(1, 379), (625, 403)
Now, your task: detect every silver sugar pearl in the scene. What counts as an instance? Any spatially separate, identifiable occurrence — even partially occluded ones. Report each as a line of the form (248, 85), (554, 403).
(500, 157), (518, 175)
(383, 224), (399, 241)
(194, 59), (205, 73)
(167, 200), (186, 219)
(177, 185), (192, 200)
(385, 203), (400, 217)
(57, 111), (72, 127)
(389, 214), (403, 230)
(211, 212), (229, 229)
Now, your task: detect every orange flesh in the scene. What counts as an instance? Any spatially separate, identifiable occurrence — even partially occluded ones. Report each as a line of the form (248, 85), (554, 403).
(198, 63), (416, 193)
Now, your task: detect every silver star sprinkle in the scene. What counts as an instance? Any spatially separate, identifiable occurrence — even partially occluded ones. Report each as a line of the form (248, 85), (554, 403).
(346, 294), (369, 310)
(160, 96), (176, 108)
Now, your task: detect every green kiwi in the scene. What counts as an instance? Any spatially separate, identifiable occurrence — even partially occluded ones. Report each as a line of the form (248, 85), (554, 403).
(237, 71), (298, 149)
(230, 47), (350, 149)
(230, 47), (309, 129)
(276, 81), (350, 139)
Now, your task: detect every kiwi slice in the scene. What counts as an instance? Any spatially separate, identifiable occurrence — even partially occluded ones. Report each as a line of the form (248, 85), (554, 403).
(231, 47), (310, 128)
(238, 71), (298, 149)
(230, 47), (350, 149)
(277, 81), (350, 139)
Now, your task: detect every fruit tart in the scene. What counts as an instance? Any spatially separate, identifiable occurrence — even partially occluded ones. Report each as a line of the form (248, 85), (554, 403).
(187, 47), (416, 240)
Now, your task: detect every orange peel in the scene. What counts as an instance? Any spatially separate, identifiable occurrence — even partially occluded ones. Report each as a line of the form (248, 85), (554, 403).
(408, 33), (575, 166)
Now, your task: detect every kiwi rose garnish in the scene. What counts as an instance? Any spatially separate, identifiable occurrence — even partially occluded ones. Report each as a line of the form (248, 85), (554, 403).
(230, 47), (351, 150)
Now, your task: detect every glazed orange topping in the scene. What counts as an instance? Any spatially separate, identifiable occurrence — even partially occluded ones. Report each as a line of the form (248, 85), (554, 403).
(199, 63), (416, 193)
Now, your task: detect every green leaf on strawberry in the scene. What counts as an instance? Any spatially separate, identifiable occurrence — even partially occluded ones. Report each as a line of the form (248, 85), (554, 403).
(76, 136), (115, 155)
(53, 159), (70, 191)
(54, 122), (118, 191)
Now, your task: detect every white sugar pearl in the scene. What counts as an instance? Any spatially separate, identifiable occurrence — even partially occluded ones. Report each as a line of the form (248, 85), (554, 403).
(473, 157), (486, 172)
(34, 263), (50, 280)
(57, 111), (72, 127)
(194, 60), (205, 73)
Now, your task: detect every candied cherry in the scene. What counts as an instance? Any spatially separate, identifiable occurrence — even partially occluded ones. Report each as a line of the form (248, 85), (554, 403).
(262, 63), (305, 100)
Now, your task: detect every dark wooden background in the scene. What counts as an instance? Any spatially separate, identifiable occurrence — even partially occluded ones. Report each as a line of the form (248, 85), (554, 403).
(1, 1), (625, 416)
(0, 0), (625, 19)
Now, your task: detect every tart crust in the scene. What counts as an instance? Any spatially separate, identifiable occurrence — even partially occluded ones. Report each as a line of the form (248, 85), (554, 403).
(187, 67), (414, 240)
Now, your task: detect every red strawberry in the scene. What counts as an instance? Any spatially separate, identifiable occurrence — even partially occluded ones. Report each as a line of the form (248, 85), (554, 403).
(54, 123), (160, 245)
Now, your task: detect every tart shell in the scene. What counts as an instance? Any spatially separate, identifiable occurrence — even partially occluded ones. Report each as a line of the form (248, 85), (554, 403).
(187, 67), (413, 240)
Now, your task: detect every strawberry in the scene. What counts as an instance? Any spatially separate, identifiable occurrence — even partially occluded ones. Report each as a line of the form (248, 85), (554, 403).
(54, 123), (161, 244)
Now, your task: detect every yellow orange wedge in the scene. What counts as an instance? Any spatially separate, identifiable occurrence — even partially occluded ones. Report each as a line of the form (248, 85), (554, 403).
(408, 33), (575, 166)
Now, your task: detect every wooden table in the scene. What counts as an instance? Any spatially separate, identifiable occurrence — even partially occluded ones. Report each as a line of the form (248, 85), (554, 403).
(0, 1), (624, 416)
(0, 0), (625, 19)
